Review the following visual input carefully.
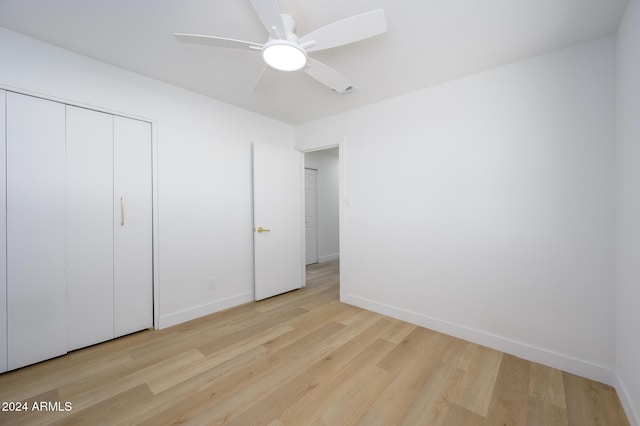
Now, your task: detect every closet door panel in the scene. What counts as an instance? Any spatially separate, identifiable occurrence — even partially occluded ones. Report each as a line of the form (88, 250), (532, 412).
(6, 92), (67, 370)
(113, 116), (152, 337)
(66, 106), (115, 351)
(0, 90), (7, 373)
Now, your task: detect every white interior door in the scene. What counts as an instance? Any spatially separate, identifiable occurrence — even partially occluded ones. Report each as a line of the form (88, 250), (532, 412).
(253, 143), (303, 300)
(6, 92), (67, 370)
(66, 105), (115, 351)
(305, 168), (318, 265)
(113, 116), (153, 337)
(0, 90), (6, 373)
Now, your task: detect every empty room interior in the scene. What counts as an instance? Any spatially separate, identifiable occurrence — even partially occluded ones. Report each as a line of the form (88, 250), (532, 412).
(0, 0), (639, 424)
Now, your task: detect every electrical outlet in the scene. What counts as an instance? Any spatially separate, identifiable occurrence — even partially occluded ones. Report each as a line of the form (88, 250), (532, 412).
(208, 277), (217, 290)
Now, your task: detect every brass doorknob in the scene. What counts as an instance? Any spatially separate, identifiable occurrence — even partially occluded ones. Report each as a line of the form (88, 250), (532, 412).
(256, 226), (271, 233)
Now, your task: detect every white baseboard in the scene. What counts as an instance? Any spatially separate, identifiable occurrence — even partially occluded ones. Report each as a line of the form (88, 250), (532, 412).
(342, 293), (614, 386)
(319, 253), (339, 263)
(159, 291), (254, 329)
(615, 370), (640, 426)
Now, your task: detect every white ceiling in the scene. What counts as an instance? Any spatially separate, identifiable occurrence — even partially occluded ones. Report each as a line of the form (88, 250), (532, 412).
(0, 0), (628, 124)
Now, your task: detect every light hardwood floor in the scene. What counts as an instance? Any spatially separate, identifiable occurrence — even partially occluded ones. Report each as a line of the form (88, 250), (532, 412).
(0, 260), (629, 425)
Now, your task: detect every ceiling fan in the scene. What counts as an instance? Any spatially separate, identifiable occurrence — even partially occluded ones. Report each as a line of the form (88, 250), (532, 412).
(174, 0), (387, 94)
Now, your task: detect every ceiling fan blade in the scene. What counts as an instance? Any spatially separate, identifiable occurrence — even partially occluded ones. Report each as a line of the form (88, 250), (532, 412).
(253, 66), (279, 92)
(249, 0), (286, 39)
(174, 33), (262, 50)
(304, 58), (352, 94)
(299, 9), (387, 53)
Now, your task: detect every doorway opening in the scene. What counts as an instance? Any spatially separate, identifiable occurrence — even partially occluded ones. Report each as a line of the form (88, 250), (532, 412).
(303, 146), (340, 290)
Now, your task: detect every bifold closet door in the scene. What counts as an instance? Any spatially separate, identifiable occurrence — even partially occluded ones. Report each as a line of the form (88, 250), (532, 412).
(6, 92), (67, 370)
(113, 116), (153, 337)
(0, 90), (7, 373)
(66, 106), (115, 351)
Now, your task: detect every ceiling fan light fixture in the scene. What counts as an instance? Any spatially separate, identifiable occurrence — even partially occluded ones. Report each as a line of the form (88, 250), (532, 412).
(262, 40), (307, 72)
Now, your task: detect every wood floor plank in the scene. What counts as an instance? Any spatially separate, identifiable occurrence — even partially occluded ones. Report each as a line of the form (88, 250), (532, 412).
(378, 318), (417, 345)
(253, 280), (333, 314)
(0, 350), (132, 402)
(377, 326), (439, 375)
(0, 260), (630, 425)
(229, 319), (398, 425)
(441, 337), (477, 370)
(277, 337), (395, 424)
(108, 345), (269, 425)
(189, 310), (386, 425)
(312, 364), (393, 425)
(440, 403), (486, 426)
(449, 344), (503, 416)
(359, 332), (454, 425)
(399, 362), (465, 426)
(139, 321), (348, 425)
(57, 348), (204, 401)
(563, 372), (630, 426)
(529, 361), (567, 409)
(286, 300), (357, 331)
(196, 307), (307, 356)
(198, 322), (350, 424)
(147, 324), (294, 394)
(279, 335), (393, 425)
(484, 353), (531, 426)
(527, 395), (569, 426)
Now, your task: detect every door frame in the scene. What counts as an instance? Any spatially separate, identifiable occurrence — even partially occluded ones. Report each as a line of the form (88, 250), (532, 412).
(300, 137), (345, 298)
(0, 84), (160, 331)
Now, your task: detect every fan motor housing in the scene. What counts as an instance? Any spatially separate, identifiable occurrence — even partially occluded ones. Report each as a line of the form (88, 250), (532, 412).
(281, 14), (296, 34)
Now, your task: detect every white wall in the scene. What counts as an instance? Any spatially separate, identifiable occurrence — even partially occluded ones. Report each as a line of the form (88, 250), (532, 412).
(304, 150), (340, 263)
(0, 27), (294, 328)
(296, 36), (616, 384)
(615, 0), (640, 423)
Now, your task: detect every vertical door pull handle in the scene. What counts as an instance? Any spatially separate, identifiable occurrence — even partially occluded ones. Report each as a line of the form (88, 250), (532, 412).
(121, 197), (125, 226)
